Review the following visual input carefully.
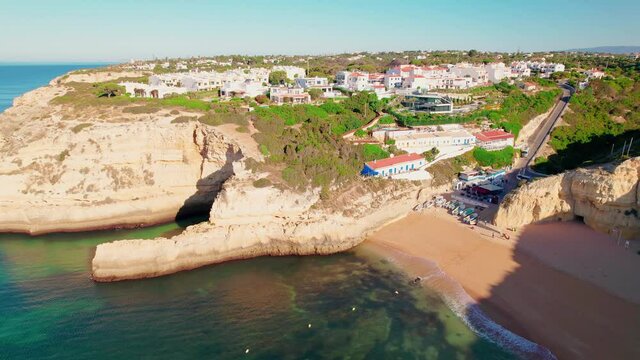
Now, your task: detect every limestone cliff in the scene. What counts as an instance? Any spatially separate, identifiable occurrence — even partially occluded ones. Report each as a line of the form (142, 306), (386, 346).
(91, 164), (439, 281)
(495, 157), (640, 239)
(0, 72), (244, 234)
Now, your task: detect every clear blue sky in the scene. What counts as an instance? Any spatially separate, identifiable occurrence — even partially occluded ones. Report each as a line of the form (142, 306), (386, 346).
(1, 0), (638, 62)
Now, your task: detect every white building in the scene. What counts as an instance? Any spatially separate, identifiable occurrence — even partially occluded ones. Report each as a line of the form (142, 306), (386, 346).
(220, 80), (268, 98)
(474, 130), (515, 150)
(389, 128), (476, 154)
(295, 77), (334, 95)
(484, 62), (516, 83)
(585, 68), (605, 79)
(451, 63), (489, 84)
(361, 153), (425, 177)
(119, 82), (188, 99)
(269, 86), (311, 104)
(384, 73), (403, 89)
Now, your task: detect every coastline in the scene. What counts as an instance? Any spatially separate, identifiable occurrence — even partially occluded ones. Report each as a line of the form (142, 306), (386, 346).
(366, 210), (640, 360)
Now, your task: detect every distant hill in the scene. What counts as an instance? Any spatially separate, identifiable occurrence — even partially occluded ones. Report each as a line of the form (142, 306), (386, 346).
(566, 46), (640, 54)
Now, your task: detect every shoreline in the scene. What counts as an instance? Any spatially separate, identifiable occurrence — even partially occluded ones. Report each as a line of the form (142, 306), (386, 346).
(366, 210), (640, 360)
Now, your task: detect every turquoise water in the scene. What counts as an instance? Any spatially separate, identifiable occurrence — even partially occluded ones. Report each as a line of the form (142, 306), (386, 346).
(0, 222), (516, 360)
(0, 64), (107, 112)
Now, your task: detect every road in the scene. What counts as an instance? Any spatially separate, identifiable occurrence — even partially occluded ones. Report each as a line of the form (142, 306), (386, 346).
(504, 83), (574, 190)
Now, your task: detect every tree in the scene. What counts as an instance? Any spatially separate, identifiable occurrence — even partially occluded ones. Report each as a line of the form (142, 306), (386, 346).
(308, 88), (323, 100)
(255, 94), (269, 104)
(269, 70), (288, 85)
(422, 147), (440, 162)
(468, 49), (478, 57)
(95, 83), (124, 98)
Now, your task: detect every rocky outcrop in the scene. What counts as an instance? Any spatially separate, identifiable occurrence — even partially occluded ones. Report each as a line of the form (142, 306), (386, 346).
(495, 158), (640, 239)
(0, 79), (243, 234)
(91, 164), (439, 281)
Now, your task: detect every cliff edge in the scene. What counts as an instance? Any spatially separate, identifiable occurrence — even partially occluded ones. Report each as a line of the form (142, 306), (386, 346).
(0, 71), (246, 234)
(91, 163), (439, 281)
(495, 157), (640, 239)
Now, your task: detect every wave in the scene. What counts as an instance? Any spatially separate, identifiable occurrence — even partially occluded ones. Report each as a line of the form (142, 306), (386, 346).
(372, 243), (557, 360)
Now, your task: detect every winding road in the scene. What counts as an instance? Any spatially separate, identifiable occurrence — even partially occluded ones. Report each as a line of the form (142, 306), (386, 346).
(505, 83), (575, 189)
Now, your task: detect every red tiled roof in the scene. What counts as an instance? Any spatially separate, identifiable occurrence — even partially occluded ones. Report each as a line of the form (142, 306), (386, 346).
(401, 66), (414, 72)
(475, 130), (514, 142)
(366, 153), (423, 170)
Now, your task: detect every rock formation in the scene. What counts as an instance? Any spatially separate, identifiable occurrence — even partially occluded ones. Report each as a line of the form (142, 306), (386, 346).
(0, 72), (244, 234)
(91, 163), (439, 281)
(495, 157), (640, 239)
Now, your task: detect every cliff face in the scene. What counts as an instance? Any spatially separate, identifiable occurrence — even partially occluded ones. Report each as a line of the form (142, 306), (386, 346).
(495, 158), (640, 239)
(91, 164), (439, 281)
(0, 75), (243, 234)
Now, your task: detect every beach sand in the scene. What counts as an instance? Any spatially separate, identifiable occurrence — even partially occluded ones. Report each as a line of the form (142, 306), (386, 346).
(366, 210), (640, 360)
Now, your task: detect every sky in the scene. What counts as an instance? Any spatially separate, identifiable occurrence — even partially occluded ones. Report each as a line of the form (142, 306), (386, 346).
(1, 0), (639, 62)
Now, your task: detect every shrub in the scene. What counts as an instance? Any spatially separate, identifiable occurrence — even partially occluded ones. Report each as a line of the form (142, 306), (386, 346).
(253, 178), (272, 188)
(362, 144), (389, 161)
(71, 123), (92, 133)
(123, 105), (161, 114)
(171, 116), (196, 124)
(472, 146), (515, 168)
(378, 115), (395, 124)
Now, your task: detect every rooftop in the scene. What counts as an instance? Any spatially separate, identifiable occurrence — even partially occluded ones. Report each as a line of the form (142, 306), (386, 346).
(475, 130), (515, 142)
(366, 153), (423, 170)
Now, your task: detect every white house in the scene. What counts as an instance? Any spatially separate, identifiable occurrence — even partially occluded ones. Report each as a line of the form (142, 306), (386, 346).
(451, 63), (489, 84)
(585, 68), (605, 79)
(361, 153), (425, 177)
(295, 77), (334, 95)
(220, 80), (268, 98)
(390, 129), (476, 154)
(269, 86), (311, 104)
(484, 62), (514, 83)
(474, 129), (515, 150)
(384, 74), (403, 89)
(120, 82), (188, 99)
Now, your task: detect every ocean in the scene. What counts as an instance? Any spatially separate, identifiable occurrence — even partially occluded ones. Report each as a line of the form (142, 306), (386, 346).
(0, 64), (107, 112)
(0, 65), (517, 359)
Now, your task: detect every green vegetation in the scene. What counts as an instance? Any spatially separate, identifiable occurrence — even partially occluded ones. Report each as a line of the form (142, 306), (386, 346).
(95, 83), (124, 98)
(70, 123), (92, 133)
(122, 105), (161, 114)
(250, 93), (383, 189)
(170, 116), (196, 124)
(429, 151), (476, 186)
(534, 77), (640, 173)
(252, 178), (272, 188)
(308, 88), (323, 100)
(160, 95), (211, 111)
(378, 115), (395, 125)
(362, 144), (390, 161)
(422, 147), (440, 162)
(390, 82), (561, 138)
(472, 146), (515, 168)
(354, 129), (367, 138)
(268, 70), (288, 85)
(57, 149), (70, 162)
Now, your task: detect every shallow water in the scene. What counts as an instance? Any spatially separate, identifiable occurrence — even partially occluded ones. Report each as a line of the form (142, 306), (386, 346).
(0, 221), (517, 359)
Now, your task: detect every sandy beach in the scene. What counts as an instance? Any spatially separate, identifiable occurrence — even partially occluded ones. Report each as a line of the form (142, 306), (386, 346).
(366, 210), (640, 360)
